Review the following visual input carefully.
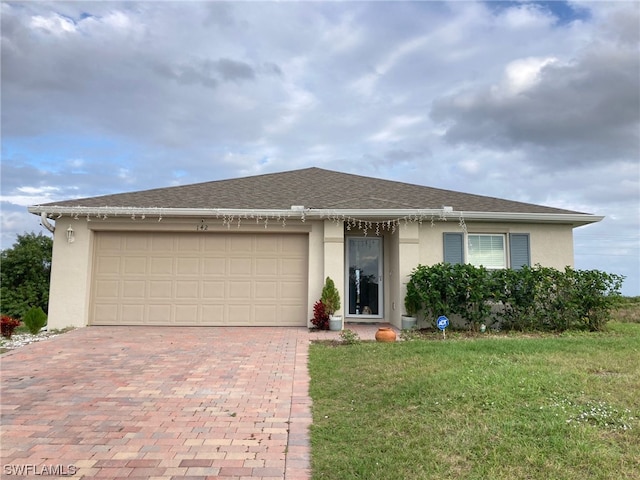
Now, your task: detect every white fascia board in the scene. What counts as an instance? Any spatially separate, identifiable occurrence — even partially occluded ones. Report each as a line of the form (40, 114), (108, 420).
(28, 206), (303, 218)
(28, 205), (603, 227)
(457, 211), (604, 227)
(308, 209), (603, 226)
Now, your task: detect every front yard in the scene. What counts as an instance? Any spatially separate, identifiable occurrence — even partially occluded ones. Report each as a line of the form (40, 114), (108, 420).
(309, 322), (640, 479)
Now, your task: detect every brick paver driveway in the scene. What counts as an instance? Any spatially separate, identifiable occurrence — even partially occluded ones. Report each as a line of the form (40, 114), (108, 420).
(0, 327), (311, 479)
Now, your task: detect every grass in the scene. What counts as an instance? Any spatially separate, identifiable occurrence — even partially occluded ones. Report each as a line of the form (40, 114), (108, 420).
(309, 321), (640, 479)
(613, 296), (640, 323)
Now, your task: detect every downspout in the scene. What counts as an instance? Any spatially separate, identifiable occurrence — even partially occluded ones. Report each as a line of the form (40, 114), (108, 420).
(40, 212), (56, 234)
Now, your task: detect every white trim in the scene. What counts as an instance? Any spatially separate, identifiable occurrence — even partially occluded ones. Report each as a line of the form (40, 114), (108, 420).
(345, 236), (384, 318)
(466, 233), (507, 270)
(28, 205), (603, 227)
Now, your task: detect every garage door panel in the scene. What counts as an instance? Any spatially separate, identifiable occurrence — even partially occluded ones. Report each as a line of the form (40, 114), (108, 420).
(280, 305), (307, 325)
(97, 257), (121, 274)
(201, 304), (224, 322)
(231, 236), (253, 252)
(177, 236), (200, 252)
(121, 305), (145, 323)
(256, 236), (278, 252)
(95, 280), (119, 298)
(229, 281), (252, 299)
(149, 280), (172, 298)
(176, 281), (199, 298)
(124, 257), (147, 274)
(282, 236), (307, 254)
(175, 305), (198, 323)
(256, 258), (278, 275)
(254, 305), (277, 324)
(91, 232), (307, 326)
(124, 235), (149, 251)
(94, 304), (118, 324)
(123, 281), (146, 298)
(281, 258), (305, 275)
(97, 234), (122, 250)
(150, 257), (173, 274)
(280, 281), (305, 299)
(228, 305), (251, 323)
(151, 236), (174, 252)
(255, 281), (277, 298)
(203, 258), (225, 275)
(230, 258), (252, 275)
(177, 257), (200, 274)
(203, 236), (227, 251)
(203, 281), (225, 299)
(149, 305), (172, 323)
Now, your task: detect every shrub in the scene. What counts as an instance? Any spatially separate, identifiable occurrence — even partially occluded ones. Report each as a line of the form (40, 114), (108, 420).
(406, 263), (459, 328)
(22, 306), (48, 335)
(452, 263), (492, 330)
(407, 263), (624, 332)
(320, 277), (341, 316)
(339, 329), (361, 345)
(404, 280), (420, 317)
(562, 267), (624, 331)
(1, 315), (21, 338)
(0, 232), (52, 318)
(311, 300), (330, 330)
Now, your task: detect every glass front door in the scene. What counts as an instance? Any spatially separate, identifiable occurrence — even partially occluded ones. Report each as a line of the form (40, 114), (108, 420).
(347, 237), (383, 317)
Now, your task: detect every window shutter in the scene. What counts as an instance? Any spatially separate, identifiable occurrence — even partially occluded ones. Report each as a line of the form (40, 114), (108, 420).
(509, 234), (530, 270)
(443, 233), (464, 264)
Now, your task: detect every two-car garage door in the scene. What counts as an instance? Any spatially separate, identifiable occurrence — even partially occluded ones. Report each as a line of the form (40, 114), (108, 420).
(90, 231), (308, 326)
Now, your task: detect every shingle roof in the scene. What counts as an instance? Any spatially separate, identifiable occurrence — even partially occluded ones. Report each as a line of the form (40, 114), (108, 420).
(40, 167), (584, 215)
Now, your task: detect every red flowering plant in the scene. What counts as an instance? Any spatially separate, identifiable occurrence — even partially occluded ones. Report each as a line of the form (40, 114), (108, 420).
(1, 315), (22, 338)
(310, 300), (330, 330)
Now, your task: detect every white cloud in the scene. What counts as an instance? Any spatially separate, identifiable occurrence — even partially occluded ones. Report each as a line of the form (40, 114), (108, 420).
(30, 13), (76, 34)
(501, 56), (559, 96)
(1, 186), (63, 207)
(497, 3), (555, 30)
(2, 1), (638, 294)
(368, 115), (424, 143)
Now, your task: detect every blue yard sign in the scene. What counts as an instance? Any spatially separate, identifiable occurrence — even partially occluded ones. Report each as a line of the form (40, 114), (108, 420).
(437, 316), (449, 330)
(437, 315), (449, 339)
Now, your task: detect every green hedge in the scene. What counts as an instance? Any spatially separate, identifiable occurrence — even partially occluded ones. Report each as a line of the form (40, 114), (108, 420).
(407, 263), (624, 332)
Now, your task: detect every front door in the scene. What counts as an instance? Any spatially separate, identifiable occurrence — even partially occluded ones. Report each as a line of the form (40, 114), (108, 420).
(346, 237), (383, 318)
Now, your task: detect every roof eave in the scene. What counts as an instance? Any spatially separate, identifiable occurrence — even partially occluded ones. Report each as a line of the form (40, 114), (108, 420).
(28, 205), (604, 227)
(320, 209), (603, 227)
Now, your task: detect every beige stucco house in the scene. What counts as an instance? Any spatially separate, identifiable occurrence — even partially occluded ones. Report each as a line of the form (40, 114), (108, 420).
(28, 167), (603, 330)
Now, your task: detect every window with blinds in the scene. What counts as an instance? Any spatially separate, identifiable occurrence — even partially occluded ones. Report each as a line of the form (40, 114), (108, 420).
(467, 234), (506, 269)
(443, 232), (530, 269)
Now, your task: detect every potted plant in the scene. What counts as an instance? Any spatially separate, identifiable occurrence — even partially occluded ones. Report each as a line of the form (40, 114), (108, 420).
(321, 277), (342, 331)
(401, 280), (420, 330)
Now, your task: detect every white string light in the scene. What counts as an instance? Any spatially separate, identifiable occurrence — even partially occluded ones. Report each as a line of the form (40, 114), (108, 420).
(36, 206), (467, 235)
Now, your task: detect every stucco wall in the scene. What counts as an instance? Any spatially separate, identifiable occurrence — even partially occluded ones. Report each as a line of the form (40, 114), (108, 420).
(47, 218), (94, 329)
(418, 221), (575, 269)
(46, 217), (322, 329)
(322, 220), (345, 319)
(45, 215), (576, 330)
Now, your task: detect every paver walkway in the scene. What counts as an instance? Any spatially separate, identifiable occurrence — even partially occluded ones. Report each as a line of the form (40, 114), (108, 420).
(0, 327), (313, 479)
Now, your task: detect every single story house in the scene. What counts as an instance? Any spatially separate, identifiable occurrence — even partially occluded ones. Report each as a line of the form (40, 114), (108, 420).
(29, 167), (602, 330)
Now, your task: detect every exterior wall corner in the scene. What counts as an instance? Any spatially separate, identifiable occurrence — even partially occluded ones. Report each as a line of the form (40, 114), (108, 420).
(47, 220), (93, 329)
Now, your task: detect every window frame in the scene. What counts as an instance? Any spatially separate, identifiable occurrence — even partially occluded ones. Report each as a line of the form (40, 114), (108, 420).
(443, 232), (531, 270)
(465, 233), (507, 270)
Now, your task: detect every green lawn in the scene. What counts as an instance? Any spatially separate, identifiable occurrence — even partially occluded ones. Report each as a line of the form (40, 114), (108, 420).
(309, 323), (640, 480)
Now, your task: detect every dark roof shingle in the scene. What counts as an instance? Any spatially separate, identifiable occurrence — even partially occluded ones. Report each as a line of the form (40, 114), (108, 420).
(40, 167), (584, 215)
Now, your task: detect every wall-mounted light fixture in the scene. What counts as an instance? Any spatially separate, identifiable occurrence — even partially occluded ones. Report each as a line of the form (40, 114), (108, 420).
(66, 225), (75, 243)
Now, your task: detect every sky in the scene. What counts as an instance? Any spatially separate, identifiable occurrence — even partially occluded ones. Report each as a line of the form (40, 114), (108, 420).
(1, 0), (639, 295)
